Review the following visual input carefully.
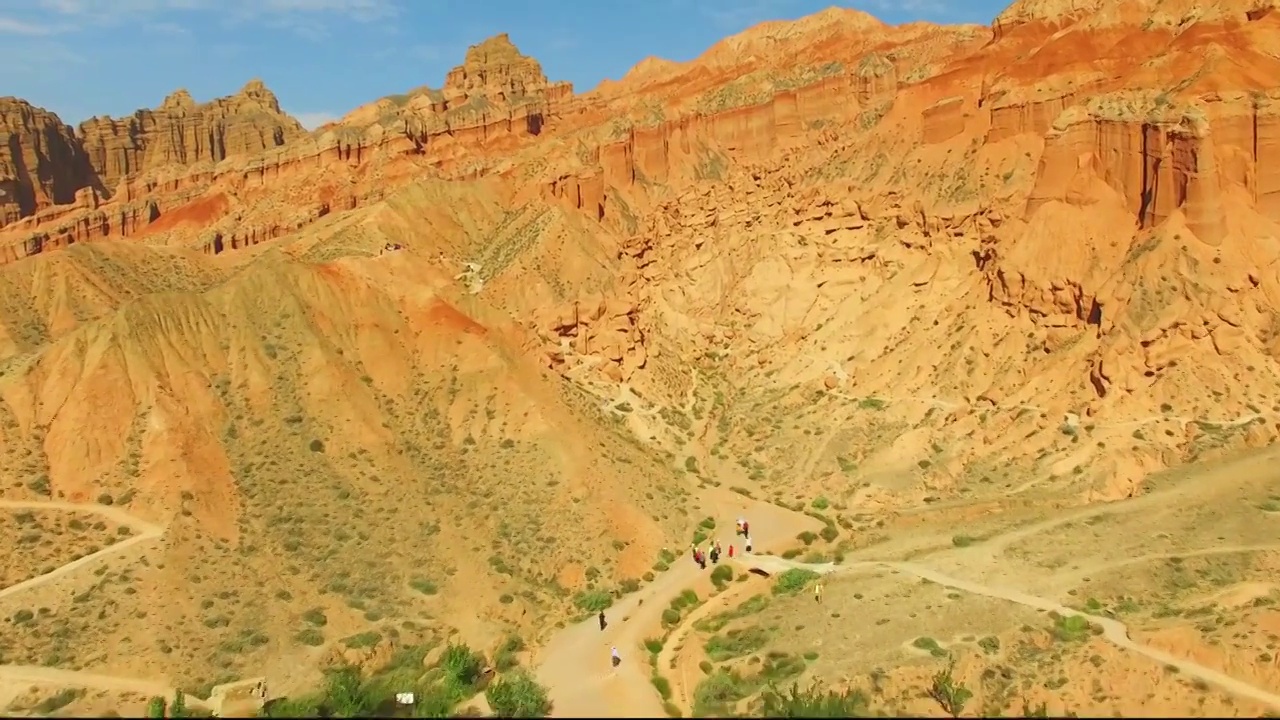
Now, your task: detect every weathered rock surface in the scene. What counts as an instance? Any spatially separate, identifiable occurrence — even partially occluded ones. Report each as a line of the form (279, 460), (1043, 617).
(0, 98), (100, 227)
(0, 3), (1278, 481)
(77, 79), (305, 193)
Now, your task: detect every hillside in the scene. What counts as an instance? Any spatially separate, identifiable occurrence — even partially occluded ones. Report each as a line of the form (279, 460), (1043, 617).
(2, 0), (1280, 715)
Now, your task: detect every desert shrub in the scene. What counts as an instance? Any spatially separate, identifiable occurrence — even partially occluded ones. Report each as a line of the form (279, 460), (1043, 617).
(772, 568), (819, 595)
(484, 670), (551, 718)
(759, 681), (871, 717)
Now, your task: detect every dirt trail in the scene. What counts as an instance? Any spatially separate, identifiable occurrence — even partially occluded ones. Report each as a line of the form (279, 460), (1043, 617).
(0, 666), (208, 711)
(0, 500), (163, 603)
(659, 552), (1280, 715)
(0, 500), (198, 708)
(596, 497), (1280, 712)
(7, 459), (1279, 716)
(0, 501), (165, 606)
(870, 560), (1280, 713)
(533, 493), (816, 718)
(656, 577), (759, 716)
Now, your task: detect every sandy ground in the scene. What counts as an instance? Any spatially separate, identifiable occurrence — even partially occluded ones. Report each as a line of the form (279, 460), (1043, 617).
(5, 448), (1280, 717)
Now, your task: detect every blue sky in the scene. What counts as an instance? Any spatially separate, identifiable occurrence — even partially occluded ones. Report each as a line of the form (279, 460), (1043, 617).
(0, 0), (1007, 130)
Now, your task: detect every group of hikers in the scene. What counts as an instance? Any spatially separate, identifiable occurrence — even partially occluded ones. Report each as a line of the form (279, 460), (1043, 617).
(691, 517), (753, 570)
(599, 516), (758, 669)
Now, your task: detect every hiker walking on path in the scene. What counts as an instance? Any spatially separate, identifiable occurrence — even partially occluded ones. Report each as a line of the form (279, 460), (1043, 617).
(745, 536), (753, 553)
(814, 581), (823, 604)
(728, 544), (735, 558)
(611, 647), (621, 668)
(599, 611), (607, 631)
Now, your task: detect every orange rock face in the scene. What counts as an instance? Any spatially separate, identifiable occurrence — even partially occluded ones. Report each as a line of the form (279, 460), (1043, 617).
(77, 79), (305, 193)
(1, 0), (1279, 487)
(0, 98), (101, 226)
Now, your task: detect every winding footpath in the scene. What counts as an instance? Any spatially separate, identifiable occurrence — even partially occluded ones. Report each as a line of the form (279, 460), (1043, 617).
(5, 473), (1280, 717)
(0, 500), (163, 603)
(0, 500), (209, 712)
(533, 507), (1280, 718)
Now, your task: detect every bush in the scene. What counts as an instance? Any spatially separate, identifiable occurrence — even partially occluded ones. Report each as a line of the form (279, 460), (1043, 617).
(301, 608), (327, 627)
(440, 642), (485, 691)
(704, 626), (769, 661)
(651, 674), (672, 699)
(759, 681), (871, 717)
(772, 568), (820, 595)
(710, 564), (734, 589)
(485, 670), (551, 718)
(410, 577), (438, 595)
(323, 665), (372, 717)
(295, 628), (325, 647)
(573, 590), (613, 613)
(494, 635), (525, 671)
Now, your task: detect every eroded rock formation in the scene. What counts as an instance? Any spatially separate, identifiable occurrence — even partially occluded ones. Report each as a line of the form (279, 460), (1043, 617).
(0, 98), (100, 226)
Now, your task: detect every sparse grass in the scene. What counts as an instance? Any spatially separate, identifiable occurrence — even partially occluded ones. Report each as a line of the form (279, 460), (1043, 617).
(772, 569), (820, 595)
(1049, 611), (1102, 642)
(694, 594), (770, 633)
(705, 626), (770, 661)
(912, 636), (949, 658)
(0, 509), (125, 588)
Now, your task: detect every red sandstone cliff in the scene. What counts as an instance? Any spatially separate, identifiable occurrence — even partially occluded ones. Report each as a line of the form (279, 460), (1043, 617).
(0, 98), (101, 227)
(76, 79), (305, 194)
(3, 1), (1280, 278)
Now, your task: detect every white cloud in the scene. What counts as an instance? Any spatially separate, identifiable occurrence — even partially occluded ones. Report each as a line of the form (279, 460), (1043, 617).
(0, 15), (62, 35)
(293, 111), (339, 130)
(32, 0), (401, 38)
(692, 0), (800, 30)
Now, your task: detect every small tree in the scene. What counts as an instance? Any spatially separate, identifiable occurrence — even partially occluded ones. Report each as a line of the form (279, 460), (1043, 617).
(439, 642), (485, 697)
(412, 685), (456, 718)
(324, 664), (371, 718)
(170, 690), (188, 718)
(927, 661), (972, 718)
(145, 697), (166, 719)
(760, 681), (871, 717)
(484, 670), (551, 718)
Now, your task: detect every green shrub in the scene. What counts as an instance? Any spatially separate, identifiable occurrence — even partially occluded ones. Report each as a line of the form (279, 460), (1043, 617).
(759, 681), (871, 717)
(439, 642), (485, 691)
(485, 670), (551, 718)
(772, 569), (820, 595)
(710, 565), (734, 588)
(573, 590), (613, 613)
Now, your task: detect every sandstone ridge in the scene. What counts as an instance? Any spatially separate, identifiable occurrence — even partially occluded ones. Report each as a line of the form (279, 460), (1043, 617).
(3, 0), (1280, 708)
(0, 81), (304, 237)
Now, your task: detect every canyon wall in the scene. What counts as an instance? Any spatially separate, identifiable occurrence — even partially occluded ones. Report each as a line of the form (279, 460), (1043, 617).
(0, 99), (101, 226)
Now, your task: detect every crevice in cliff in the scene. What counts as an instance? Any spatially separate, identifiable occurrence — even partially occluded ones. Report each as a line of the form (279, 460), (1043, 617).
(4, 135), (37, 216)
(1138, 125), (1160, 229)
(1252, 104), (1259, 169)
